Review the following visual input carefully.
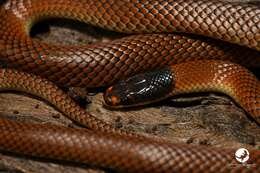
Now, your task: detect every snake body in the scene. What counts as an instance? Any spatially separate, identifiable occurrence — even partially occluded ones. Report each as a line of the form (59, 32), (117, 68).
(1, 0), (260, 87)
(104, 60), (260, 124)
(0, 0), (260, 172)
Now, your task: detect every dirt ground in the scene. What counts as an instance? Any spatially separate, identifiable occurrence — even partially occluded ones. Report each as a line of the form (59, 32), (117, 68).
(0, 0), (259, 173)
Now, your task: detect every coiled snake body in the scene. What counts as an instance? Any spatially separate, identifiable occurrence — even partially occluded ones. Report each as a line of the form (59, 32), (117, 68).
(0, 0), (259, 172)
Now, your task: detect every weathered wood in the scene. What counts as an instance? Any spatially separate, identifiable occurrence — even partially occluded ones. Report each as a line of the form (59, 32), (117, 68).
(0, 0), (259, 172)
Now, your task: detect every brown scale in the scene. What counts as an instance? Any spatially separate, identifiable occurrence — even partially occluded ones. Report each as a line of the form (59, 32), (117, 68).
(170, 60), (260, 122)
(0, 0), (259, 172)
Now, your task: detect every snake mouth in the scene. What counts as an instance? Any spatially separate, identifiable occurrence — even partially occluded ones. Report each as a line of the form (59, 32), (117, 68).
(103, 68), (174, 108)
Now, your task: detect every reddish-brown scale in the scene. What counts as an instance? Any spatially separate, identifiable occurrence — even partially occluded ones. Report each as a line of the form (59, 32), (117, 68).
(170, 60), (260, 122)
(0, 0), (259, 172)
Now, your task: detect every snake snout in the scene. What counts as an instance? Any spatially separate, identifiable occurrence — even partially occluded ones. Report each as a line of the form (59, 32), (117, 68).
(103, 68), (174, 108)
(103, 86), (122, 107)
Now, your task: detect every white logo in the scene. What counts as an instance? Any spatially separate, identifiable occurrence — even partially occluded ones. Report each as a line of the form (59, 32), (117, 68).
(235, 148), (249, 163)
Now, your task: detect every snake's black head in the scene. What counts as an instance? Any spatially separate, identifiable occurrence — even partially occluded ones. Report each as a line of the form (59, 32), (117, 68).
(103, 68), (174, 108)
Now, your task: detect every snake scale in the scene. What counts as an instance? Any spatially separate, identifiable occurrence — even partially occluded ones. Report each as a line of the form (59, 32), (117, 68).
(0, 0), (260, 172)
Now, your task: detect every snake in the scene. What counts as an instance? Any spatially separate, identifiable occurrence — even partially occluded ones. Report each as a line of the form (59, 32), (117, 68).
(0, 0), (260, 172)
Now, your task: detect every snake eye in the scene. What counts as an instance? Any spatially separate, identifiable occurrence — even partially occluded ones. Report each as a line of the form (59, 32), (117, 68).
(103, 68), (174, 108)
